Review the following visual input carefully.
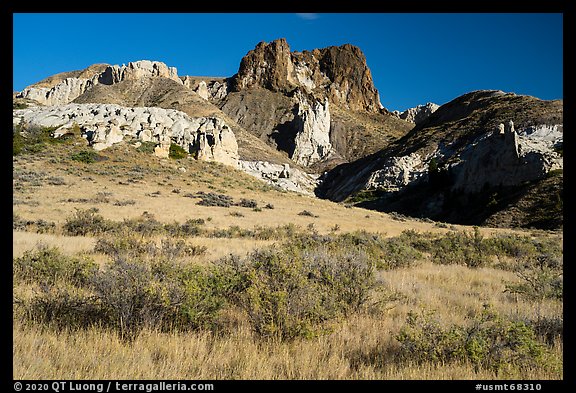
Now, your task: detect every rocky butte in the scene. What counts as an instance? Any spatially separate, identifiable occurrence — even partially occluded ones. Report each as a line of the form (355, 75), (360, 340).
(13, 40), (563, 228)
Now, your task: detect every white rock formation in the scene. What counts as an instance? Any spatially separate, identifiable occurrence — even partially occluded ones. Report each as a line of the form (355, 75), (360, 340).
(17, 60), (182, 106)
(13, 103), (239, 167)
(98, 60), (182, 85)
(18, 76), (99, 107)
(365, 152), (426, 191)
(182, 77), (229, 101)
(393, 102), (440, 125)
(451, 120), (562, 193)
(363, 120), (563, 195)
(291, 94), (333, 166)
(238, 160), (319, 195)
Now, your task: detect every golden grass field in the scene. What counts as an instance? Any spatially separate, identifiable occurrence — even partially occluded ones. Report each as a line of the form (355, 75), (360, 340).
(12, 140), (563, 380)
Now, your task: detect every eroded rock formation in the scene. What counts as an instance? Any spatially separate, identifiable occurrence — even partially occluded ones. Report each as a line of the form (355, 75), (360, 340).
(13, 103), (239, 167)
(392, 102), (440, 125)
(291, 93), (333, 166)
(232, 38), (382, 112)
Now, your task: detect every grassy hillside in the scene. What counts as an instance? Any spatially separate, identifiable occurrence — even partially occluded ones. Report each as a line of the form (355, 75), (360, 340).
(12, 132), (562, 380)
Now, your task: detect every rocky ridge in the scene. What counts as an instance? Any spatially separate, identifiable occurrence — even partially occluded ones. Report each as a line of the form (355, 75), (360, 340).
(17, 60), (183, 107)
(392, 102), (439, 125)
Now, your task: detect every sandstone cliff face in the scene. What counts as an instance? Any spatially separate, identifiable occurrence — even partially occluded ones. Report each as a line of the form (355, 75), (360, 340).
(18, 76), (99, 106)
(231, 38), (382, 112)
(13, 103), (239, 167)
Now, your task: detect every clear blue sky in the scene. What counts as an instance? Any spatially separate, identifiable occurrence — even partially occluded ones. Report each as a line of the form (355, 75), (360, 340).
(13, 13), (563, 111)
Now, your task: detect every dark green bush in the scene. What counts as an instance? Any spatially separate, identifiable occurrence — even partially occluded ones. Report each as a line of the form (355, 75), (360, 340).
(70, 150), (100, 164)
(169, 143), (188, 159)
(136, 141), (157, 154)
(12, 124), (67, 156)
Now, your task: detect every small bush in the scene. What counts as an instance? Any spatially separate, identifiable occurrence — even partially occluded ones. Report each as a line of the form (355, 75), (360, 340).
(298, 210), (318, 218)
(237, 198), (258, 209)
(195, 191), (233, 207)
(121, 213), (164, 237)
(13, 214), (56, 234)
(169, 143), (188, 159)
(70, 150), (100, 164)
(396, 306), (554, 375)
(63, 208), (115, 236)
(14, 245), (98, 287)
(136, 141), (157, 154)
(505, 254), (563, 302)
(429, 227), (491, 268)
(23, 285), (105, 330)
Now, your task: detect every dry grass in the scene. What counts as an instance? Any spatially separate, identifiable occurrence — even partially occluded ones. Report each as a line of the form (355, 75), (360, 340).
(12, 141), (563, 380)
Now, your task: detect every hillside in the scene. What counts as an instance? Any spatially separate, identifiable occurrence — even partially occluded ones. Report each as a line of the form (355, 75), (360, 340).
(318, 90), (563, 230)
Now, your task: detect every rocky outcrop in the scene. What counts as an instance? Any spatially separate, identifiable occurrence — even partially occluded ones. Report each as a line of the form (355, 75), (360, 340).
(181, 77), (230, 102)
(98, 60), (181, 85)
(291, 93), (333, 166)
(17, 60), (182, 107)
(18, 76), (99, 107)
(362, 119), (562, 195)
(393, 102), (439, 125)
(365, 153), (426, 191)
(452, 120), (562, 193)
(238, 160), (319, 195)
(232, 38), (382, 112)
(13, 103), (239, 167)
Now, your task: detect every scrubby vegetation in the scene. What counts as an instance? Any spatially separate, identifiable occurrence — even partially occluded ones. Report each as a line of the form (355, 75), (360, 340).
(14, 204), (563, 378)
(12, 137), (563, 380)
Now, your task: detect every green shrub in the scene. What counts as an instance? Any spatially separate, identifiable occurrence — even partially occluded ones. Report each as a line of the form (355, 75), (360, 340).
(63, 208), (115, 236)
(13, 124), (65, 155)
(505, 254), (563, 302)
(217, 244), (380, 340)
(136, 141), (157, 154)
(23, 285), (105, 330)
(169, 143), (188, 159)
(396, 306), (555, 375)
(14, 245), (97, 287)
(195, 191), (233, 207)
(121, 212), (164, 237)
(429, 227), (491, 268)
(70, 150), (100, 164)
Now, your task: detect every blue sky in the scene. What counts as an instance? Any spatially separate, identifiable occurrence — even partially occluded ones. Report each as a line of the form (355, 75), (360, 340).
(12, 13), (563, 111)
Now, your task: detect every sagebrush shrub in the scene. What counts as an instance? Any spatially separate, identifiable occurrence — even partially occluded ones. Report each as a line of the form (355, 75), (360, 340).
(396, 306), (555, 375)
(14, 245), (97, 287)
